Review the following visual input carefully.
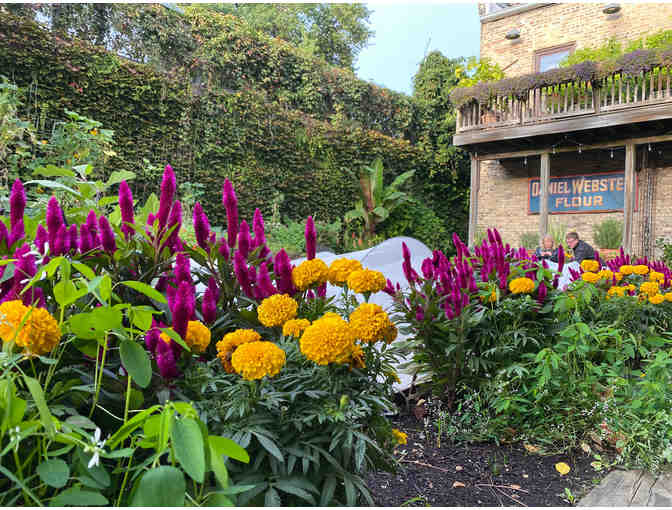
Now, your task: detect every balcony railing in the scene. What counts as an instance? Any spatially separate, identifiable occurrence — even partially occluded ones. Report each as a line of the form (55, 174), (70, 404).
(456, 66), (672, 134)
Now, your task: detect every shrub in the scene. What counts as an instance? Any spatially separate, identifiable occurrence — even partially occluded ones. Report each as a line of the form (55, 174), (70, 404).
(594, 218), (623, 249)
(381, 198), (451, 252)
(519, 231), (539, 249)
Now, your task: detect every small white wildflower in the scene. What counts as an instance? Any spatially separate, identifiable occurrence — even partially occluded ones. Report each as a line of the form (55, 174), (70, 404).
(84, 427), (106, 468)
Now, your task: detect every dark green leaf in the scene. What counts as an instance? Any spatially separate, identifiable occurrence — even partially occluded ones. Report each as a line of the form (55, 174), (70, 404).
(50, 487), (108, 506)
(120, 340), (152, 388)
(171, 417), (206, 483)
(120, 280), (167, 304)
(130, 466), (185, 507)
(37, 459), (70, 488)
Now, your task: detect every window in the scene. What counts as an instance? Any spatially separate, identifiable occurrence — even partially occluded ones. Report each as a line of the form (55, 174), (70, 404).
(535, 43), (575, 72)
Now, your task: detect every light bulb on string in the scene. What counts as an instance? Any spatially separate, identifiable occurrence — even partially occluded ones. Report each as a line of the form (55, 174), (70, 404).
(578, 144), (582, 154)
(524, 156), (527, 166)
(610, 149), (614, 159)
(648, 143), (652, 151)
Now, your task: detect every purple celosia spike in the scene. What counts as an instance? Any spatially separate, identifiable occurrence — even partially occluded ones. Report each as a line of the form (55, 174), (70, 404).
(273, 249), (295, 295)
(305, 216), (316, 260)
(12, 244), (34, 301)
(209, 232), (216, 245)
(317, 283), (327, 298)
(46, 197), (63, 244)
(494, 229), (502, 245)
(192, 202), (211, 251)
(155, 339), (180, 379)
(0, 221), (7, 250)
(415, 307), (425, 321)
(34, 224), (48, 255)
(166, 284), (176, 310)
(234, 250), (254, 298)
(85, 210), (98, 235)
(145, 324), (160, 353)
(218, 237), (230, 260)
(52, 226), (65, 256)
(98, 216), (117, 254)
(487, 229), (495, 244)
(222, 179), (239, 249)
(595, 250), (602, 268)
(171, 280), (194, 341)
(202, 278), (219, 325)
(537, 281), (548, 305)
(7, 219), (24, 247)
(209, 277), (220, 302)
(157, 165), (176, 230)
(118, 180), (135, 240)
(237, 220), (251, 259)
(174, 253), (190, 285)
(383, 279), (396, 297)
(421, 258), (434, 280)
(568, 267), (581, 281)
(79, 224), (92, 253)
(147, 213), (156, 226)
(9, 179), (26, 230)
(164, 200), (182, 251)
(252, 208), (266, 246)
(557, 245), (565, 273)
(61, 225), (72, 255)
(256, 262), (277, 298)
(68, 224), (78, 254)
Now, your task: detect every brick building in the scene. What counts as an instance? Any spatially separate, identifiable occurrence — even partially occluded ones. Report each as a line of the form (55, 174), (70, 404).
(454, 3), (672, 256)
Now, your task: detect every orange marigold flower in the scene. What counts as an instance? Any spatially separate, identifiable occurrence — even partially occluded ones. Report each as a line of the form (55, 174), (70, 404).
(257, 294), (298, 327)
(633, 265), (649, 275)
(328, 258), (363, 286)
(231, 341), (285, 380)
(300, 314), (354, 365)
(216, 329), (261, 373)
(580, 260), (599, 273)
(349, 303), (397, 344)
(292, 259), (328, 291)
(0, 300), (61, 356)
(346, 269), (387, 294)
(282, 318), (311, 338)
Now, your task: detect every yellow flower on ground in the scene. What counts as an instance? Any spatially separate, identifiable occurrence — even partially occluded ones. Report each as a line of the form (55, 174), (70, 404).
(349, 303), (397, 344)
(555, 462), (571, 475)
(327, 258), (363, 286)
(634, 265), (650, 275)
(392, 429), (408, 445)
(185, 320), (211, 353)
(216, 329), (261, 373)
(300, 314), (355, 365)
(665, 292), (672, 302)
(580, 260), (600, 273)
(346, 269), (387, 294)
(282, 318), (311, 338)
(231, 341), (286, 380)
(597, 269), (613, 281)
(649, 271), (665, 283)
(614, 272), (623, 282)
(619, 265), (635, 275)
(581, 272), (600, 284)
(650, 294), (665, 304)
(292, 259), (329, 291)
(509, 277), (535, 294)
(640, 281), (659, 297)
(257, 294), (298, 327)
(0, 300), (61, 356)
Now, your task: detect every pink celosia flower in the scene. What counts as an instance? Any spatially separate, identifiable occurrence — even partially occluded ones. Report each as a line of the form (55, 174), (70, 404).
(157, 165), (176, 230)
(222, 179), (239, 249)
(273, 249), (295, 295)
(192, 202), (211, 251)
(9, 179), (25, 230)
(237, 220), (251, 259)
(98, 216), (117, 253)
(118, 180), (135, 239)
(305, 216), (316, 260)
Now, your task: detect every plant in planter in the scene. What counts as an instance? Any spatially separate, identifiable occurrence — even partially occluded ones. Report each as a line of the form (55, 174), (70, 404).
(593, 218), (623, 259)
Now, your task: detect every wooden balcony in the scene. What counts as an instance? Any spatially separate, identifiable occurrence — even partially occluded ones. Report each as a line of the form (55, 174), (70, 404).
(453, 66), (672, 147)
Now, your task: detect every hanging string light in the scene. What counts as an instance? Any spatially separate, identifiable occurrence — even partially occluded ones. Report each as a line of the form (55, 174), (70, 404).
(523, 156), (527, 166)
(610, 148), (614, 159)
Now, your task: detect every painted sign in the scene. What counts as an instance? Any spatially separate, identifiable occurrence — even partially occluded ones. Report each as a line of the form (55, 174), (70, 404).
(528, 171), (635, 214)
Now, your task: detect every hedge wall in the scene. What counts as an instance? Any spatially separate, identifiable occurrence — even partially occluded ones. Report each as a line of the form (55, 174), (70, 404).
(0, 13), (467, 239)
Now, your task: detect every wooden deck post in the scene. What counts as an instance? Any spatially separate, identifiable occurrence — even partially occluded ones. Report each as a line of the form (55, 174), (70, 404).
(539, 152), (550, 239)
(623, 143), (636, 254)
(468, 155), (480, 247)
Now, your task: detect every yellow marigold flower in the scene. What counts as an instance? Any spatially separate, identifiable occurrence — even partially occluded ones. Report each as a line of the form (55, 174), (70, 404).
(555, 462), (571, 475)
(327, 258), (363, 286)
(640, 281), (659, 297)
(634, 265), (650, 275)
(597, 269), (613, 281)
(665, 292), (672, 302)
(392, 428), (408, 445)
(257, 294), (298, 327)
(581, 272), (600, 284)
(231, 341), (286, 380)
(216, 329), (261, 373)
(649, 294), (665, 305)
(481, 289), (497, 303)
(580, 260), (600, 273)
(614, 272), (623, 282)
(300, 314), (355, 365)
(346, 269), (387, 294)
(349, 303), (397, 344)
(0, 301), (61, 356)
(282, 318), (311, 337)
(509, 277), (535, 294)
(607, 286), (626, 299)
(650, 271), (665, 283)
(348, 344), (366, 370)
(185, 320), (211, 353)
(292, 259), (328, 291)
(619, 265), (635, 275)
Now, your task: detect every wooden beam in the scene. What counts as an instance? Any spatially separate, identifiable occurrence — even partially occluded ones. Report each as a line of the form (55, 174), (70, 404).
(454, 102), (672, 146)
(468, 156), (480, 247)
(623, 143), (636, 254)
(539, 152), (550, 239)
(475, 133), (672, 161)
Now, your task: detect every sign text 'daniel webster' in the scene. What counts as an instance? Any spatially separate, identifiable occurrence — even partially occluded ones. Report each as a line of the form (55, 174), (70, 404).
(528, 172), (633, 214)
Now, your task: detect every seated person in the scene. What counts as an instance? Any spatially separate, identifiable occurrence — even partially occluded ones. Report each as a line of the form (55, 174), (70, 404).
(535, 235), (559, 262)
(565, 231), (595, 264)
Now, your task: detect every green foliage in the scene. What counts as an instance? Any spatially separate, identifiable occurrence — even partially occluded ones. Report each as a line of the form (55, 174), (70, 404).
(266, 216), (342, 258)
(381, 198), (451, 252)
(344, 158), (415, 240)
(454, 56), (505, 88)
(520, 231), (539, 249)
(656, 237), (672, 267)
(593, 218), (623, 249)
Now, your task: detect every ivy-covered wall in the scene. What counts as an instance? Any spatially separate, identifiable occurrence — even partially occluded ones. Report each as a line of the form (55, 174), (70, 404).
(0, 13), (467, 240)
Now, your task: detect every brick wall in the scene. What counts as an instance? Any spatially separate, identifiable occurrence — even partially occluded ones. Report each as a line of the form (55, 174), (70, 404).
(480, 3), (672, 77)
(475, 149), (672, 255)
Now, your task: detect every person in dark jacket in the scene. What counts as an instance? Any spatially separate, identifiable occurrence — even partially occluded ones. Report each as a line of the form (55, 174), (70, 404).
(535, 235), (559, 262)
(565, 231), (595, 263)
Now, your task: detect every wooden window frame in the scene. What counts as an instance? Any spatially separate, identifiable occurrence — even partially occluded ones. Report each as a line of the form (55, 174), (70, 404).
(534, 42), (576, 73)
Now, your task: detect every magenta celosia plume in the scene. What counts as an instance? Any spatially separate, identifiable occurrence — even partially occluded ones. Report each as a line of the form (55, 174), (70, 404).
(9, 179), (26, 231)
(237, 220), (251, 259)
(273, 249), (295, 295)
(305, 216), (316, 260)
(118, 180), (135, 239)
(256, 262), (277, 299)
(68, 224), (78, 254)
(155, 338), (180, 379)
(234, 250), (254, 298)
(201, 278), (218, 324)
(171, 280), (194, 341)
(164, 200), (182, 251)
(217, 237), (230, 260)
(222, 179), (239, 249)
(157, 165), (176, 230)
(174, 253), (190, 285)
(34, 224), (48, 255)
(192, 202), (211, 251)
(98, 216), (117, 254)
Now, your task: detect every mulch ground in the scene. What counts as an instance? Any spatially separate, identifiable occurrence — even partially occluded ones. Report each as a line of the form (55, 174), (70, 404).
(366, 413), (608, 506)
